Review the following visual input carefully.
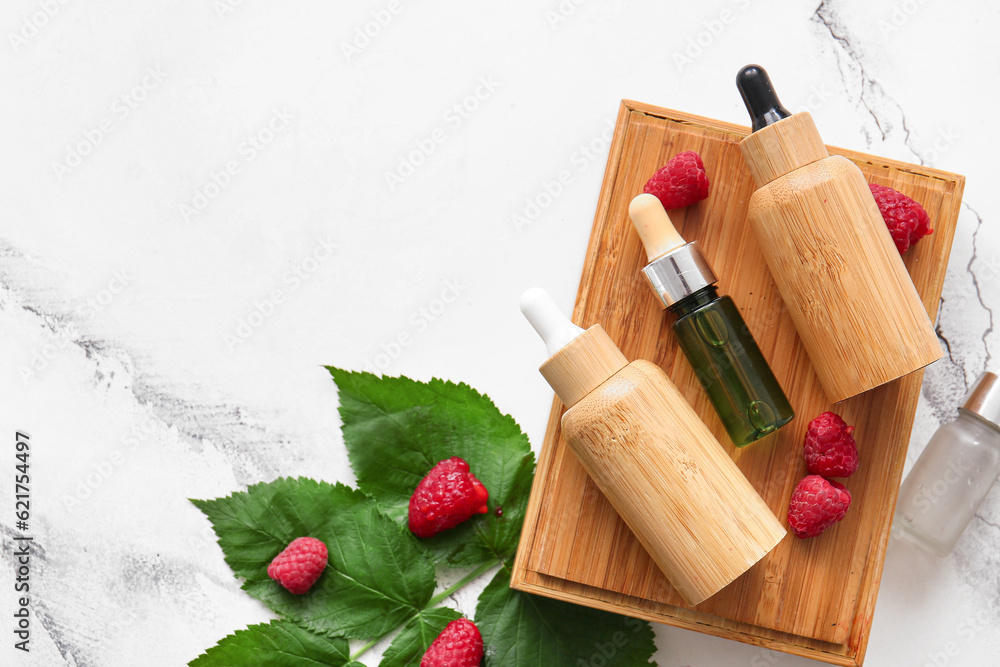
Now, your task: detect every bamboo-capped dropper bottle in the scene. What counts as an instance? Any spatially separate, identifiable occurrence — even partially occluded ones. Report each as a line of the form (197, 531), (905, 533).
(629, 193), (794, 446)
(521, 288), (786, 606)
(736, 64), (941, 402)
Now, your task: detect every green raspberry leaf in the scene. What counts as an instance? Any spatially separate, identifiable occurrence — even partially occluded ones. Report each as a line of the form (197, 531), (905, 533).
(378, 607), (463, 667)
(192, 478), (436, 639)
(475, 565), (658, 666)
(327, 369), (536, 567)
(189, 620), (352, 666)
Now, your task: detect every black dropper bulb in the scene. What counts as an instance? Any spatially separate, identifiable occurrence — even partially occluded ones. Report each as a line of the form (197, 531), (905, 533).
(737, 65), (791, 132)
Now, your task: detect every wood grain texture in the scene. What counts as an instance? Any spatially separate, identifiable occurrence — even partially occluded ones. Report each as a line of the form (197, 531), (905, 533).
(561, 360), (786, 606)
(540, 325), (628, 408)
(510, 101), (964, 667)
(739, 112), (830, 186)
(742, 114), (942, 402)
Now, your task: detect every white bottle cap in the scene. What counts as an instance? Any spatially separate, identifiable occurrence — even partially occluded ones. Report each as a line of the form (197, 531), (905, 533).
(520, 287), (585, 357)
(521, 287), (629, 407)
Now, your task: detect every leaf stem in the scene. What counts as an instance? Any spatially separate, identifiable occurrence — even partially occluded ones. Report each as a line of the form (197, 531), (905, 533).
(425, 560), (498, 609)
(347, 560), (500, 664)
(349, 637), (380, 661)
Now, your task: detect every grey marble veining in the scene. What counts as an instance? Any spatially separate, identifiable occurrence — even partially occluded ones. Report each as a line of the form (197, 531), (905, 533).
(2, 1), (998, 666)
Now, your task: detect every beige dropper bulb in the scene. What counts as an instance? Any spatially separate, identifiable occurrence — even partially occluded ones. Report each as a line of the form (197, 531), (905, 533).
(629, 194), (686, 261)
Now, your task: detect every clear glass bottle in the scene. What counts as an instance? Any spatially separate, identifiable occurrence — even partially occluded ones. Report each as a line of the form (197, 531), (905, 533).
(629, 194), (795, 447)
(894, 371), (1000, 556)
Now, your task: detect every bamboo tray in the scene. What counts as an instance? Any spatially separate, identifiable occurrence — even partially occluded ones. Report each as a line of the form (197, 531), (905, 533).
(510, 101), (964, 666)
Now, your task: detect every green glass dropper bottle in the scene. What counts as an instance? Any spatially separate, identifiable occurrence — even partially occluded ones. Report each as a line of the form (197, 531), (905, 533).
(629, 193), (794, 446)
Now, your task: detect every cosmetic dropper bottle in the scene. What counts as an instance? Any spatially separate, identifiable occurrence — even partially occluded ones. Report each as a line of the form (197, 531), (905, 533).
(894, 372), (1000, 556)
(629, 193), (794, 446)
(521, 288), (785, 606)
(736, 64), (940, 403)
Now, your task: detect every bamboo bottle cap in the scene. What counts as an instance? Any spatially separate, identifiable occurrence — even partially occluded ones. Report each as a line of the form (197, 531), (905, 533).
(737, 64), (828, 186)
(739, 112), (829, 187)
(521, 288), (628, 408)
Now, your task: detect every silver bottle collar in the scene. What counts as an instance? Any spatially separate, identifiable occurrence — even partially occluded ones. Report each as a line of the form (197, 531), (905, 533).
(642, 241), (718, 309)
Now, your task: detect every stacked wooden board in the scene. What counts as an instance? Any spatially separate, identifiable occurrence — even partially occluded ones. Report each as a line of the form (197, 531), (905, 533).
(510, 101), (965, 666)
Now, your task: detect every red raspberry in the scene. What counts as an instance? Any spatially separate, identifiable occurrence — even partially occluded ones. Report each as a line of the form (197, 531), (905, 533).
(803, 411), (859, 478)
(869, 183), (933, 253)
(643, 150), (710, 209)
(267, 537), (328, 594)
(420, 618), (483, 667)
(787, 475), (852, 538)
(409, 457), (489, 538)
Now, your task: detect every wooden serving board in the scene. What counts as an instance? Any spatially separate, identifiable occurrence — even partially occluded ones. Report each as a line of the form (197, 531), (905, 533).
(510, 101), (964, 666)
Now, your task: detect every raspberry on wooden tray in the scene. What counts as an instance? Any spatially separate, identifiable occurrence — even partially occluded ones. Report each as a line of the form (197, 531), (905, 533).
(642, 150), (710, 209)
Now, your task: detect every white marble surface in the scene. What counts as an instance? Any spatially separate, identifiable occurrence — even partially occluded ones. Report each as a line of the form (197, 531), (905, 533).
(1, 1), (998, 665)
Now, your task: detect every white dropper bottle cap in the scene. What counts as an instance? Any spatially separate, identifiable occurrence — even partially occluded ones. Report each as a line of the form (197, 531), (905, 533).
(521, 287), (628, 407)
(629, 194), (686, 261)
(520, 287), (585, 357)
